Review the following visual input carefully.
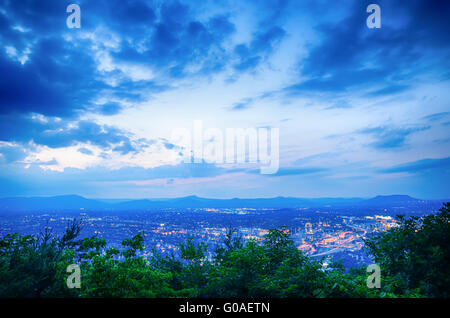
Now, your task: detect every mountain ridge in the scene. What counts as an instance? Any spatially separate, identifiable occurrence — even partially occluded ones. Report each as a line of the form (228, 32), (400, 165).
(0, 194), (445, 211)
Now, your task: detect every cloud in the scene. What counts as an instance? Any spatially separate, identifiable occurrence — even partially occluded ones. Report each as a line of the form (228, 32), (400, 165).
(0, 114), (133, 151)
(0, 0), (288, 156)
(0, 161), (231, 186)
(112, 140), (136, 155)
(248, 167), (327, 177)
(325, 100), (352, 110)
(0, 0), (239, 149)
(380, 157), (450, 174)
(98, 102), (123, 116)
(231, 98), (254, 111)
(110, 2), (236, 78)
(422, 112), (450, 122)
(78, 148), (94, 156)
(233, 26), (285, 71)
(0, 143), (27, 163)
(284, 0), (450, 96)
(0, 0), (448, 198)
(294, 152), (339, 165)
(0, 160), (243, 197)
(358, 125), (430, 149)
(0, 51), (96, 118)
(365, 85), (411, 97)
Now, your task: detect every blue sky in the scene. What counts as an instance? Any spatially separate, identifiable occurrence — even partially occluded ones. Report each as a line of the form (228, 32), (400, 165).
(0, 0), (449, 199)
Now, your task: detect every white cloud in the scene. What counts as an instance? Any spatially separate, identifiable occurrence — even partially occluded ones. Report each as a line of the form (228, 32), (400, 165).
(5, 45), (31, 65)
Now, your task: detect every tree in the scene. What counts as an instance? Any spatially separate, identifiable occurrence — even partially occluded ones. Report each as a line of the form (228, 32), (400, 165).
(80, 232), (182, 297)
(0, 220), (82, 297)
(365, 202), (450, 297)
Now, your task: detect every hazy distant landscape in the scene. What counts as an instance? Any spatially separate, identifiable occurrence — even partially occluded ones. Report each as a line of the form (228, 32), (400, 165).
(1, 194), (445, 269)
(0, 194), (445, 211)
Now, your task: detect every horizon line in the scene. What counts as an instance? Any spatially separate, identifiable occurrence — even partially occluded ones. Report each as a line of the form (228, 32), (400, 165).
(1, 194), (449, 201)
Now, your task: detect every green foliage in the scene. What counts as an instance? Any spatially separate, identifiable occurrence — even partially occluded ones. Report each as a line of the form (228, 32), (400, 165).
(364, 202), (450, 297)
(121, 231), (145, 259)
(0, 203), (448, 298)
(180, 238), (207, 263)
(80, 251), (178, 297)
(0, 222), (81, 297)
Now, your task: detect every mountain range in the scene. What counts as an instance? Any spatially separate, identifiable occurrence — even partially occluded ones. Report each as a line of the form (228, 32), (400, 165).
(0, 194), (445, 212)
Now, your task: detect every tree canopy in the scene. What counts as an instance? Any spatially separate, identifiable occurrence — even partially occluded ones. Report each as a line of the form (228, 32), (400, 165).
(0, 203), (448, 298)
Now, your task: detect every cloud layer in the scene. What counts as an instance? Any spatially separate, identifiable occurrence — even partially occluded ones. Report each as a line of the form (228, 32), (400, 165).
(0, 0), (449, 198)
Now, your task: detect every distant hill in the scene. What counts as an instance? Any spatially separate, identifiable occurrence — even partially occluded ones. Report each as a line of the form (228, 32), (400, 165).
(0, 194), (445, 212)
(357, 195), (422, 207)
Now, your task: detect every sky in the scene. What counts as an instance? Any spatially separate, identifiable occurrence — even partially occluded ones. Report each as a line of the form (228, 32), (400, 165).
(0, 0), (449, 199)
